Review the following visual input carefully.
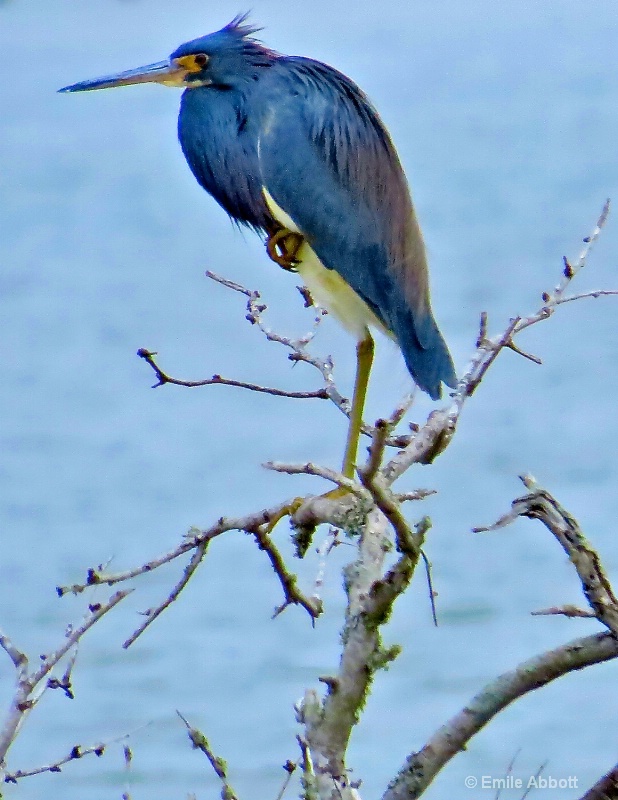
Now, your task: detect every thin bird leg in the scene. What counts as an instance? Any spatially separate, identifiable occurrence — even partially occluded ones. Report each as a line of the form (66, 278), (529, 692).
(341, 332), (374, 480)
(266, 228), (304, 271)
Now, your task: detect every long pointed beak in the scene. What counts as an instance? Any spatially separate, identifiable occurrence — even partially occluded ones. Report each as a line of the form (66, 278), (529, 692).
(58, 59), (187, 93)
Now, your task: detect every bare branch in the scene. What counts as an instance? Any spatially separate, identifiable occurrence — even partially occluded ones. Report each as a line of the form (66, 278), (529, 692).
(57, 501), (295, 595)
(207, 270), (350, 411)
(557, 289), (618, 305)
(383, 632), (618, 800)
(552, 198), (610, 296)
(578, 763), (618, 800)
(2, 725), (138, 783)
(177, 711), (239, 800)
(504, 339), (542, 365)
(122, 540), (209, 649)
(208, 270), (413, 449)
(276, 759), (298, 800)
(28, 592), (131, 695)
(296, 734), (319, 800)
(0, 631), (27, 673)
(0, 590), (131, 766)
(474, 475), (618, 636)
(205, 270), (254, 297)
(420, 550), (439, 628)
(394, 489), (437, 503)
(251, 526), (322, 620)
(359, 444), (425, 561)
(362, 419), (391, 482)
(466, 316), (521, 397)
(531, 605), (596, 619)
(300, 508), (391, 798)
(383, 201), (612, 484)
(137, 348), (328, 399)
(263, 461), (370, 501)
(298, 480), (431, 799)
(383, 408), (458, 483)
(312, 529), (343, 605)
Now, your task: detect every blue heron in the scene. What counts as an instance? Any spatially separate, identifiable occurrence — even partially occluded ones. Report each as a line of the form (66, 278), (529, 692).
(60, 15), (457, 479)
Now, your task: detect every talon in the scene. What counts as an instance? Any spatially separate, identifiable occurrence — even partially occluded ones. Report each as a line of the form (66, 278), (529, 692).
(266, 229), (304, 271)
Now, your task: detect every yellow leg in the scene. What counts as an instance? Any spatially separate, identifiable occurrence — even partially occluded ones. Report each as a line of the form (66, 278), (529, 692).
(341, 332), (374, 479)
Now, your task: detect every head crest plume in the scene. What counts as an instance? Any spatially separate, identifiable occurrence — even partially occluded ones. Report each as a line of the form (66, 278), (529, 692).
(217, 13), (278, 64)
(223, 12), (263, 41)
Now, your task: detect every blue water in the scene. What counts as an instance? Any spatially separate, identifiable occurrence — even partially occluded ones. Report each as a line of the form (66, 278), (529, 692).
(1, 2), (618, 798)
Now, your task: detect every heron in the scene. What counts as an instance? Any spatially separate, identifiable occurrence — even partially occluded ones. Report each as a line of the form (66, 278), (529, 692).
(60, 15), (457, 479)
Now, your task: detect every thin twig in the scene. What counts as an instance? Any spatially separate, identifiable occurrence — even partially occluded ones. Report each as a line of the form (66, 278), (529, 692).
(57, 501), (294, 595)
(312, 529), (340, 607)
(394, 489), (437, 503)
(3, 726), (142, 783)
(0, 591), (131, 765)
(556, 289), (618, 305)
(205, 271), (254, 296)
(383, 201), (612, 484)
(251, 527), (322, 620)
(521, 761), (548, 800)
(531, 605), (595, 619)
(420, 550), (438, 627)
(0, 631), (27, 672)
(263, 461), (370, 501)
(495, 749), (521, 800)
(275, 760), (297, 800)
(206, 269), (413, 449)
(137, 348), (328, 399)
(177, 711), (239, 800)
(122, 540), (209, 649)
(362, 419), (391, 482)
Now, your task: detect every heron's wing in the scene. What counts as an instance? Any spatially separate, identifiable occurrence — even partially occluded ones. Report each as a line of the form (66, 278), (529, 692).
(256, 58), (456, 397)
(256, 60), (425, 328)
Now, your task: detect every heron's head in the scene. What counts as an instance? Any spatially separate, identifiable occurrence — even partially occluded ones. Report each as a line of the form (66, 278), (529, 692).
(59, 14), (276, 94)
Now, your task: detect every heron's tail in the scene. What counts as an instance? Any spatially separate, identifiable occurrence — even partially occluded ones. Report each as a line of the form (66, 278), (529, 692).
(393, 306), (457, 401)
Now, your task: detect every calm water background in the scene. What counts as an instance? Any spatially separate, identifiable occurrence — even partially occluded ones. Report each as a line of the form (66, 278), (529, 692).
(1, 1), (618, 797)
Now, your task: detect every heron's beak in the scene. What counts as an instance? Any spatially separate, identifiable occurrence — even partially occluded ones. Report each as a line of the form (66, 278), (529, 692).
(58, 59), (189, 93)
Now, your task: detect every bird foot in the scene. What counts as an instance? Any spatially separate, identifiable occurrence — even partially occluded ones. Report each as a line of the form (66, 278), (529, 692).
(266, 228), (304, 271)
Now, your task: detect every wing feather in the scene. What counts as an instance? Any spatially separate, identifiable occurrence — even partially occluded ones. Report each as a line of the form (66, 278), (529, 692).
(255, 58), (456, 397)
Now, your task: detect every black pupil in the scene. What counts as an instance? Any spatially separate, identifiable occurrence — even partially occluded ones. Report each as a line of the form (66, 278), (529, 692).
(195, 54), (208, 68)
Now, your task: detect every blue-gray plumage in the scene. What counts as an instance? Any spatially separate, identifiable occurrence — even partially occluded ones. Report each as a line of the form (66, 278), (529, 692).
(59, 15), (457, 474)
